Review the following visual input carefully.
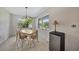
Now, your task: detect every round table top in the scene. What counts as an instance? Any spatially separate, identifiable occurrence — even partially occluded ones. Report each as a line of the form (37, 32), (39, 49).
(20, 29), (36, 35)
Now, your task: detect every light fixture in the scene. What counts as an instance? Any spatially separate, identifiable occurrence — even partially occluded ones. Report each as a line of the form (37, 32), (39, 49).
(25, 7), (32, 18)
(25, 7), (28, 18)
(22, 7), (33, 28)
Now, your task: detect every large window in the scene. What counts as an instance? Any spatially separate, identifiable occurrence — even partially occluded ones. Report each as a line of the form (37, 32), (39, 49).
(17, 17), (33, 29)
(38, 15), (49, 30)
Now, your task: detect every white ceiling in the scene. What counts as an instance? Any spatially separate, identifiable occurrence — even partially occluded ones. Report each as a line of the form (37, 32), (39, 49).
(5, 7), (48, 17)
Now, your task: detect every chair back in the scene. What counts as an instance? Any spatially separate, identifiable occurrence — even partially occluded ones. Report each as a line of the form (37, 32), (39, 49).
(31, 30), (38, 40)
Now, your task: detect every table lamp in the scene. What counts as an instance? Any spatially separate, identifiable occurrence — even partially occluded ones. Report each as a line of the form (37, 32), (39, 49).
(53, 20), (59, 32)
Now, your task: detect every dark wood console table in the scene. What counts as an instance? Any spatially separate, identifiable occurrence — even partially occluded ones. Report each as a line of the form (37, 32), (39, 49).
(49, 31), (65, 51)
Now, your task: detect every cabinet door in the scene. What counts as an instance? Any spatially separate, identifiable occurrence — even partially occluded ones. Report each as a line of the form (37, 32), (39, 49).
(50, 34), (61, 51)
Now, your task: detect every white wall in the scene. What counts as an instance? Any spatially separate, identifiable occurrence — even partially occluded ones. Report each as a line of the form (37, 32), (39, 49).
(0, 8), (22, 44)
(9, 14), (18, 37)
(0, 8), (10, 44)
(36, 7), (79, 51)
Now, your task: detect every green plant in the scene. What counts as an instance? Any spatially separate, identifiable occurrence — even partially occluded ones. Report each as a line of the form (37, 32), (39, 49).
(18, 17), (33, 28)
(40, 22), (48, 29)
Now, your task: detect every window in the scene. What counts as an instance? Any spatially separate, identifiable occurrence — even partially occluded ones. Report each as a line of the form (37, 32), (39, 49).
(17, 17), (33, 29)
(38, 15), (49, 30)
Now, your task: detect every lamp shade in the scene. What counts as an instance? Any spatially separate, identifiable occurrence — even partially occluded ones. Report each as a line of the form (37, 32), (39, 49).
(53, 20), (59, 32)
(53, 20), (59, 25)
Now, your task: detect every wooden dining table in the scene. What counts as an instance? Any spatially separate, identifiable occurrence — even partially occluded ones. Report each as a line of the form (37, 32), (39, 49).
(20, 28), (36, 48)
(20, 29), (36, 38)
(20, 29), (34, 35)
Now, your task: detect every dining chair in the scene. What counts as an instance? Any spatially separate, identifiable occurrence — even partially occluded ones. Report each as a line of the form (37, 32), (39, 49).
(19, 32), (28, 48)
(16, 28), (28, 50)
(30, 30), (39, 47)
(16, 27), (21, 49)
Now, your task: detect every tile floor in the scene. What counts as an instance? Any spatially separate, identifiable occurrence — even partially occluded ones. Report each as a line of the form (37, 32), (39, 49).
(0, 36), (49, 51)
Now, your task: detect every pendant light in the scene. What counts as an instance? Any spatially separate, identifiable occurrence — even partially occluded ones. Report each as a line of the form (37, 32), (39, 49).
(25, 7), (28, 18)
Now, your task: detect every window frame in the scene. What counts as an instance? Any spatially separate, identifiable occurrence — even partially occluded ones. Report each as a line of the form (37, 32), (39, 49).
(38, 15), (49, 30)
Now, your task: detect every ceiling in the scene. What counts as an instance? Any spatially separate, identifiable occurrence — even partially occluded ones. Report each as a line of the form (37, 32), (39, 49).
(5, 7), (48, 17)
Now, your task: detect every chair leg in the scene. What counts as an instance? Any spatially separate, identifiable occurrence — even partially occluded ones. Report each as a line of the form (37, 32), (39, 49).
(16, 36), (19, 50)
(21, 39), (24, 49)
(36, 37), (39, 43)
(28, 39), (32, 48)
(27, 36), (32, 48)
(32, 39), (36, 47)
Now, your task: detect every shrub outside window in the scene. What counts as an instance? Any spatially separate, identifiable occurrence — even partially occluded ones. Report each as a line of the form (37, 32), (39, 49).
(38, 15), (49, 30)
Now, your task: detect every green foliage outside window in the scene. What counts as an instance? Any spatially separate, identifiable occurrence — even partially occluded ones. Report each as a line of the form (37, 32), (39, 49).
(38, 15), (49, 30)
(18, 17), (33, 28)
